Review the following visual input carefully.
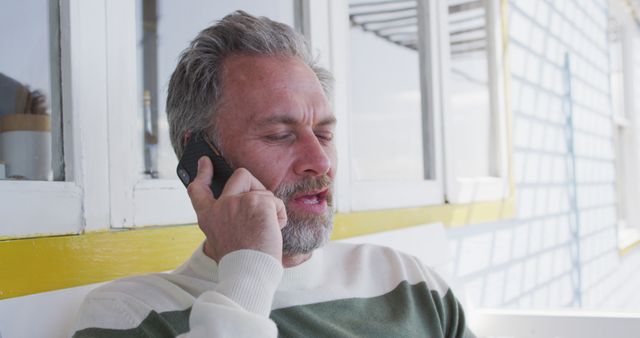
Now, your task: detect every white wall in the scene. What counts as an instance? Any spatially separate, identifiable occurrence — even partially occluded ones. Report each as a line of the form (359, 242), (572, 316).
(447, 0), (640, 312)
(0, 284), (103, 338)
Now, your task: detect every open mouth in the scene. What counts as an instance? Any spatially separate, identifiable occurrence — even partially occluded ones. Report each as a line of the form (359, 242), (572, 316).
(293, 189), (329, 205)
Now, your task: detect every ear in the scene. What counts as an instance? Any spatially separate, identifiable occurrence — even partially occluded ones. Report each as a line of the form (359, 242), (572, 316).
(183, 130), (192, 146)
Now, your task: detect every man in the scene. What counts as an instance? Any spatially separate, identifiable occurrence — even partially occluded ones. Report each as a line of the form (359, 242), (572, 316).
(72, 11), (474, 337)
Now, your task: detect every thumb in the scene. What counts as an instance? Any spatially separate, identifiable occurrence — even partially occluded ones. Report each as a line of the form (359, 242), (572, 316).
(187, 156), (215, 212)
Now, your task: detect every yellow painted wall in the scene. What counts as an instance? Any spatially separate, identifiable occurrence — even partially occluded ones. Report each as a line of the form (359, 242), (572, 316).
(0, 198), (516, 300)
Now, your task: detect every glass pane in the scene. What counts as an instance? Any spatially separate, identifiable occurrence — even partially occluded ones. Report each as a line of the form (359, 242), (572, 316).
(136, 0), (297, 179)
(0, 1), (61, 181)
(349, 0), (425, 181)
(447, 0), (492, 177)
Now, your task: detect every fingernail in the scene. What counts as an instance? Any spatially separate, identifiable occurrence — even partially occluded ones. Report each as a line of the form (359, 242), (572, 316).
(197, 157), (204, 170)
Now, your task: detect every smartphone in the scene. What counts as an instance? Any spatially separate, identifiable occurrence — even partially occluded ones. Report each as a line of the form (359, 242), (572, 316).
(176, 133), (233, 198)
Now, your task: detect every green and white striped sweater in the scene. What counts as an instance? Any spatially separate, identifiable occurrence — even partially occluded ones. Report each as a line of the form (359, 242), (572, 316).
(72, 242), (475, 337)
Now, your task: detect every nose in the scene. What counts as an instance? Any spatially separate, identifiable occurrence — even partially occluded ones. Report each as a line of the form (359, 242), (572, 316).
(293, 132), (332, 177)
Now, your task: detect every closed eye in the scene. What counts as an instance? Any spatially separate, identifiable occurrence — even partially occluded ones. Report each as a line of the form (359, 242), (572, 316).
(264, 133), (295, 142)
(315, 132), (334, 143)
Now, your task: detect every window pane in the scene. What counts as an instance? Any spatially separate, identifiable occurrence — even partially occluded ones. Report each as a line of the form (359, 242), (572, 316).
(0, 1), (61, 181)
(136, 0), (297, 179)
(447, 0), (492, 177)
(349, 0), (425, 181)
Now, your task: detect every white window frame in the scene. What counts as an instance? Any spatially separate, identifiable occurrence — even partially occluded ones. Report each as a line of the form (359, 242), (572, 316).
(313, 0), (446, 212)
(310, 0), (509, 212)
(105, 0), (199, 228)
(0, 0), (112, 238)
(349, 0), (446, 211)
(104, 0), (374, 224)
(439, 0), (510, 204)
(106, 0), (307, 228)
(0, 0), (513, 238)
(609, 0), (640, 250)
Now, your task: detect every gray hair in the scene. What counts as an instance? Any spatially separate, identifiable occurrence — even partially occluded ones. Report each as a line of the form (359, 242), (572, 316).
(166, 10), (334, 159)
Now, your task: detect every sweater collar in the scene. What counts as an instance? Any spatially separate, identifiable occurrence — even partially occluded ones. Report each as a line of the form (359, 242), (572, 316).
(180, 241), (326, 289)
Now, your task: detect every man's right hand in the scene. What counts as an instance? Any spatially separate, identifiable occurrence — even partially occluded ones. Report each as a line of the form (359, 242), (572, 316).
(187, 156), (288, 263)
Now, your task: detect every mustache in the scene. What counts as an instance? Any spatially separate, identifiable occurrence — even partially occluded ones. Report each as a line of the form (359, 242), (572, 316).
(274, 175), (333, 203)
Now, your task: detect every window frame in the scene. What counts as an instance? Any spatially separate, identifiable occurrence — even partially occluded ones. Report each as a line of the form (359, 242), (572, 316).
(608, 0), (640, 252)
(326, 0), (511, 212)
(336, 0), (446, 212)
(439, 0), (510, 204)
(0, 0), (514, 238)
(0, 0), (113, 238)
(106, 0), (307, 229)
(105, 0), (203, 228)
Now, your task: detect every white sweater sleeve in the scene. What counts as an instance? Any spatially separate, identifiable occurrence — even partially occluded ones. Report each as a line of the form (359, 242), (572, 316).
(183, 250), (283, 338)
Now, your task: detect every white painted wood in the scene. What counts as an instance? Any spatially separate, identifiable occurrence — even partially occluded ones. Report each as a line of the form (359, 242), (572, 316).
(342, 0), (446, 211)
(106, 1), (310, 228)
(610, 0), (640, 241)
(300, 0), (331, 70)
(327, 0), (352, 214)
(470, 308), (640, 338)
(419, 0), (446, 201)
(618, 225), (640, 249)
(0, 181), (81, 237)
(452, 177), (509, 204)
(132, 179), (196, 226)
(67, 0), (111, 231)
(105, 0), (138, 228)
(441, 0), (510, 204)
(484, 0), (510, 198)
(0, 283), (104, 338)
(0, 0), (89, 238)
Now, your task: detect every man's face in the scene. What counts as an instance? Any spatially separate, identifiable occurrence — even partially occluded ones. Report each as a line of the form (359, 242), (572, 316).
(216, 54), (337, 254)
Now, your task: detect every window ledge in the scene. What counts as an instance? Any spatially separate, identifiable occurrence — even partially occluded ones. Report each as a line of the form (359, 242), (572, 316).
(333, 196), (516, 239)
(619, 228), (640, 256)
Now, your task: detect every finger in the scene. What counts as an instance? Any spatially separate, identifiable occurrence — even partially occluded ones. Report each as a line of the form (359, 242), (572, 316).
(234, 190), (287, 229)
(187, 156), (215, 212)
(274, 197), (288, 229)
(220, 167), (267, 196)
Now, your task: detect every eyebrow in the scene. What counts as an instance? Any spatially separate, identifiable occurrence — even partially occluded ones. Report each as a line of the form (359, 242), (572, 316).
(256, 115), (337, 128)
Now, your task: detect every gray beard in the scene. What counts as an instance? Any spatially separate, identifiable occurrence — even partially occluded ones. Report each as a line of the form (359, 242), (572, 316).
(280, 203), (334, 255)
(218, 143), (334, 254)
(274, 175), (334, 255)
